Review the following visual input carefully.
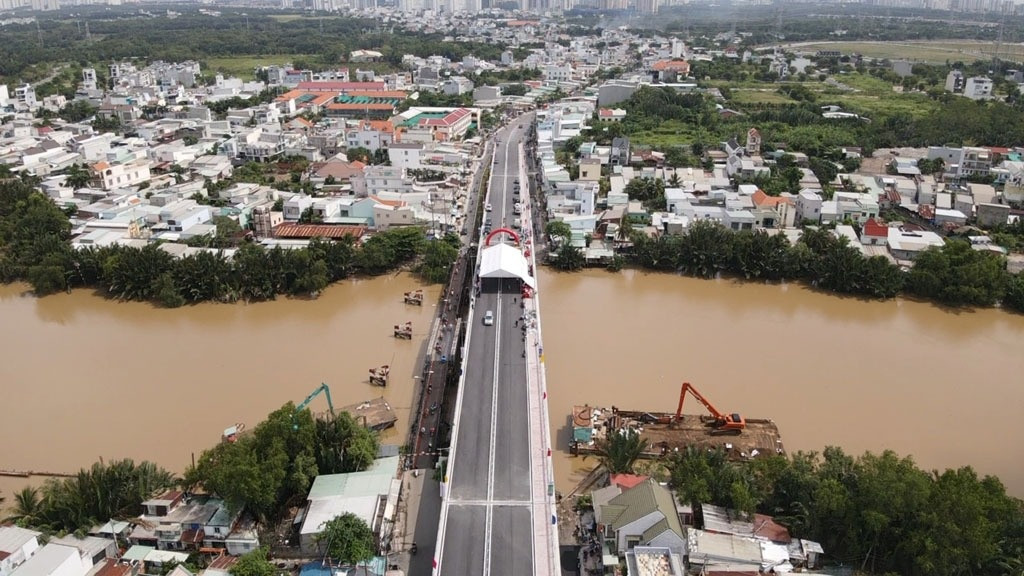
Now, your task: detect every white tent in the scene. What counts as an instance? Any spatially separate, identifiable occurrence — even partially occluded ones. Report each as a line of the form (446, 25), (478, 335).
(479, 242), (536, 288)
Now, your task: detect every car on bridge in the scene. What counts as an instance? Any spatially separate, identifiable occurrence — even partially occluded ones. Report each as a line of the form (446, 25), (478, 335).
(483, 310), (494, 326)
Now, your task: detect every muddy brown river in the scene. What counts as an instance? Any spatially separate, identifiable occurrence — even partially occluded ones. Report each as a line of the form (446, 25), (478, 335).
(539, 269), (1024, 497)
(0, 275), (439, 502)
(2, 268), (1023, 505)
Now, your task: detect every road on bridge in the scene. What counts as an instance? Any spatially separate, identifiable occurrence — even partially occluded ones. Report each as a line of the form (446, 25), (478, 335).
(437, 119), (537, 576)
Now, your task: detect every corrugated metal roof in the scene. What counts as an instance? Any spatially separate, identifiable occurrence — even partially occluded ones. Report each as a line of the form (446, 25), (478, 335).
(687, 529), (762, 565)
(306, 456), (401, 500)
(0, 526), (41, 553)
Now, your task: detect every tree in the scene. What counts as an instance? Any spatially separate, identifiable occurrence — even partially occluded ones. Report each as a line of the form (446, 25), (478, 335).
(316, 513), (375, 566)
(419, 237), (459, 283)
(546, 220), (572, 243)
(551, 243), (584, 271)
(5, 487), (43, 525)
(594, 429), (649, 474)
(346, 146), (372, 163)
(229, 548), (275, 576)
(64, 164), (92, 189)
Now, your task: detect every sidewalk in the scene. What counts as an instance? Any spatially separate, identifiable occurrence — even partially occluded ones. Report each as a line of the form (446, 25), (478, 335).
(391, 470), (441, 576)
(518, 142), (559, 576)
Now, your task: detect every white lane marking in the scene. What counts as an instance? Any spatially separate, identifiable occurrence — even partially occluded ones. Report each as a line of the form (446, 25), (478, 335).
(483, 280), (502, 576)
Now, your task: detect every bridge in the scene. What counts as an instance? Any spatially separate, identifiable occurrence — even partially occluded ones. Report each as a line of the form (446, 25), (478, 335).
(432, 117), (559, 576)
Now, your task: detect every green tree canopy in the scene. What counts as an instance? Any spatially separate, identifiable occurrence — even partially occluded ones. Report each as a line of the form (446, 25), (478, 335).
(315, 513), (375, 566)
(229, 547), (275, 576)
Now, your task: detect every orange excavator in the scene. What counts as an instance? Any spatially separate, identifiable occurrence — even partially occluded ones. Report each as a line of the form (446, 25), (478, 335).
(672, 382), (746, 435)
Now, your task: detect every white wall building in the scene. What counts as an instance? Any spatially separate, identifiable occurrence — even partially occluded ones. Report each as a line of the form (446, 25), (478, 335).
(10, 544), (91, 576)
(0, 527), (41, 576)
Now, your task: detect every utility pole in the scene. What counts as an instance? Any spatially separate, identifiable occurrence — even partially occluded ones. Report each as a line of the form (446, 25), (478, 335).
(36, 20), (43, 47)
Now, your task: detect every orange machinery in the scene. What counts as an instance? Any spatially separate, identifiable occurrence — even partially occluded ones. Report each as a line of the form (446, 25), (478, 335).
(671, 382), (746, 434)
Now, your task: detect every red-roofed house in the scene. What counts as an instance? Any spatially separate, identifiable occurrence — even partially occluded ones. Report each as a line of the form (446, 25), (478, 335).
(751, 189), (796, 228)
(860, 218), (889, 245)
(346, 119), (394, 152)
(371, 196), (418, 230)
(650, 59), (691, 82)
(419, 108), (474, 142)
(598, 108), (626, 122)
(609, 474), (649, 490)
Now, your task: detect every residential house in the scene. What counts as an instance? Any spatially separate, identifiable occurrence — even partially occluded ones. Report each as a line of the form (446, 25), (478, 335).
(441, 76), (473, 96)
(346, 120), (394, 153)
(597, 478), (686, 556)
(625, 547), (684, 576)
(579, 158), (602, 182)
(298, 456), (401, 555)
(284, 195), (315, 221)
(964, 76), (993, 100)
(92, 160), (152, 191)
(251, 204), (284, 238)
(47, 537), (114, 568)
(976, 202), (1010, 227)
(860, 218), (889, 246)
(887, 226), (945, 262)
(610, 137), (630, 167)
(373, 197), (418, 230)
(188, 155), (233, 182)
(795, 189), (823, 223)
(10, 545), (91, 576)
(309, 159), (366, 188)
(960, 147), (993, 178)
(0, 527), (41, 576)
(387, 142), (424, 171)
(751, 189), (795, 229)
(649, 59), (691, 83)
(597, 108), (626, 122)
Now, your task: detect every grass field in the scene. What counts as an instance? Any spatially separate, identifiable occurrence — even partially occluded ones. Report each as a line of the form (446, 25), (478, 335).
(789, 40), (1024, 64)
(730, 89), (796, 105)
(204, 54), (309, 80)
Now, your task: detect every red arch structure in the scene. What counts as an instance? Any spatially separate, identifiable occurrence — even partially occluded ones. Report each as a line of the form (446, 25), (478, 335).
(484, 227), (520, 246)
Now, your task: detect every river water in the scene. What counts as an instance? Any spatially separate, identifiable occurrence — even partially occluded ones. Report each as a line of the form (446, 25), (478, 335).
(2, 268), (1023, 505)
(0, 275), (439, 503)
(538, 269), (1024, 497)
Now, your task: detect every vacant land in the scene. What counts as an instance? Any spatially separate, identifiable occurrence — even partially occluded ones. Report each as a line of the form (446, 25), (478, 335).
(730, 89), (795, 105)
(778, 40), (1024, 64)
(204, 54), (307, 79)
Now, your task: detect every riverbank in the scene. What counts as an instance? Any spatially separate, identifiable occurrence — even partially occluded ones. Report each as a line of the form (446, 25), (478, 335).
(538, 267), (1024, 497)
(548, 221), (1024, 313)
(0, 274), (440, 507)
(0, 179), (457, 307)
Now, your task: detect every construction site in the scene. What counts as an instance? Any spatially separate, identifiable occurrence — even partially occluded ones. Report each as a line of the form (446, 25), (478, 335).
(569, 382), (785, 461)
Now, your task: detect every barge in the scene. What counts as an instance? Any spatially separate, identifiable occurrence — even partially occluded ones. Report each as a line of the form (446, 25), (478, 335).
(570, 382), (785, 461)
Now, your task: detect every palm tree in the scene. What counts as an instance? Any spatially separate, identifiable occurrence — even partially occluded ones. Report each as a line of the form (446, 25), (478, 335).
(6, 486), (44, 526)
(667, 172), (682, 188)
(594, 428), (649, 475)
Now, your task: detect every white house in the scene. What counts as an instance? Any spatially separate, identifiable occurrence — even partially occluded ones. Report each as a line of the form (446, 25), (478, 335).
(387, 142), (424, 170)
(795, 189), (823, 223)
(10, 544), (91, 576)
(0, 527), (41, 576)
(92, 160), (152, 191)
(888, 226), (945, 262)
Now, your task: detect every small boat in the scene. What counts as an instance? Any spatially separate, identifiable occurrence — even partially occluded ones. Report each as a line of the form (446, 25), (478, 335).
(222, 422), (245, 443)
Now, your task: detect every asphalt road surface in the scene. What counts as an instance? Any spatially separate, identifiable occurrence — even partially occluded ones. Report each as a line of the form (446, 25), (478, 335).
(438, 120), (535, 576)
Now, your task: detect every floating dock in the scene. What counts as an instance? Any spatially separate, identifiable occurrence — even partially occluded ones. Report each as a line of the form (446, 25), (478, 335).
(342, 397), (398, 431)
(570, 405), (784, 461)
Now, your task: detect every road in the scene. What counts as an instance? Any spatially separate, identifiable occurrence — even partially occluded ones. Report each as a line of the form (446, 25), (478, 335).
(437, 120), (535, 576)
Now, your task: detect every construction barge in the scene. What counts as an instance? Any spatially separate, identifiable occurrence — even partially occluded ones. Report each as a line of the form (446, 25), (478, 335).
(570, 382), (785, 461)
